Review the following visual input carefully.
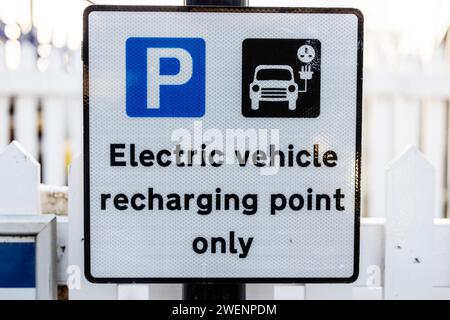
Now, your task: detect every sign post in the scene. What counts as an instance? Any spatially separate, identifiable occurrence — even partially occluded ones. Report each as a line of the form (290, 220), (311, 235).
(183, 0), (248, 300)
(83, 4), (363, 299)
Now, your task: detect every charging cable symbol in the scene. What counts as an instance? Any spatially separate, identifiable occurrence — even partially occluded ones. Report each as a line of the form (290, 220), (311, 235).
(297, 45), (315, 93)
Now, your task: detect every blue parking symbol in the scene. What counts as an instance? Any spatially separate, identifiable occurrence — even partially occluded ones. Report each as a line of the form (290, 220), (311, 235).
(126, 38), (206, 117)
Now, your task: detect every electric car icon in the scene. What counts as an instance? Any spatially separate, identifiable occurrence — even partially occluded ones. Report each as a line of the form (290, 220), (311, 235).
(250, 65), (298, 111)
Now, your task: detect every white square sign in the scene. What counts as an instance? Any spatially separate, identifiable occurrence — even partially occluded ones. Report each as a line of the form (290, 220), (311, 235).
(84, 6), (363, 283)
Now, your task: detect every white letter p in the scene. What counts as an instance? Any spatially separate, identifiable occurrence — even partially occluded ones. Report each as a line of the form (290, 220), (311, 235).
(147, 48), (193, 109)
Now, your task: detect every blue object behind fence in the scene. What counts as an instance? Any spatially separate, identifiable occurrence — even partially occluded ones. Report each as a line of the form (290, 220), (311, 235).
(0, 242), (36, 288)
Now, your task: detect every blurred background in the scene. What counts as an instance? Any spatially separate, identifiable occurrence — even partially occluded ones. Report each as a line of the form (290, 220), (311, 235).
(0, 0), (449, 219)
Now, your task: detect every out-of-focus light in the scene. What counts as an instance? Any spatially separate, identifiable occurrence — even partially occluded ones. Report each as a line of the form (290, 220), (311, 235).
(0, 0), (32, 32)
(37, 27), (52, 44)
(445, 32), (450, 66)
(63, 52), (70, 66)
(0, 0), (448, 64)
(5, 23), (21, 40)
(67, 36), (80, 51)
(37, 57), (49, 72)
(252, 0), (450, 64)
(53, 31), (66, 49)
(5, 40), (21, 70)
(37, 44), (52, 58)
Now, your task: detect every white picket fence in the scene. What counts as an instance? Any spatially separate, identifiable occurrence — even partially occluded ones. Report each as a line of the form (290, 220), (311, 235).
(0, 41), (82, 186)
(0, 32), (450, 300)
(1, 39), (450, 219)
(0, 140), (449, 300)
(364, 48), (450, 220)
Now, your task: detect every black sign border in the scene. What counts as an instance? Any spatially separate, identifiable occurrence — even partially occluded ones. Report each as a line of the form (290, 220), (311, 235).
(83, 5), (363, 284)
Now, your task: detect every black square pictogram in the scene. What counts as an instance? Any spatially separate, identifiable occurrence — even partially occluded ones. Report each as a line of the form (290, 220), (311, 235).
(242, 39), (321, 118)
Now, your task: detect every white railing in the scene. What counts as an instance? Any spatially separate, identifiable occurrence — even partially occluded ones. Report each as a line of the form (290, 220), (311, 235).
(0, 140), (449, 300)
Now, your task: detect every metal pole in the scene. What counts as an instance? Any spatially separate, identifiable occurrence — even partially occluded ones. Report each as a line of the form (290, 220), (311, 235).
(182, 0), (247, 301)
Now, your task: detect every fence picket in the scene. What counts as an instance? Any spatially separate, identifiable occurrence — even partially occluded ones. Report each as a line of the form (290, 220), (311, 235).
(0, 97), (9, 149)
(14, 97), (39, 159)
(42, 97), (66, 185)
(422, 99), (446, 218)
(41, 49), (70, 186)
(66, 98), (82, 160)
(384, 146), (434, 299)
(0, 25), (8, 147)
(393, 97), (421, 154)
(0, 35), (8, 150)
(366, 97), (394, 217)
(0, 141), (40, 215)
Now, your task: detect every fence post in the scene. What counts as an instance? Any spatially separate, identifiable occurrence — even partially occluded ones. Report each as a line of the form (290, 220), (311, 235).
(0, 141), (57, 299)
(384, 146), (434, 299)
(0, 141), (40, 214)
